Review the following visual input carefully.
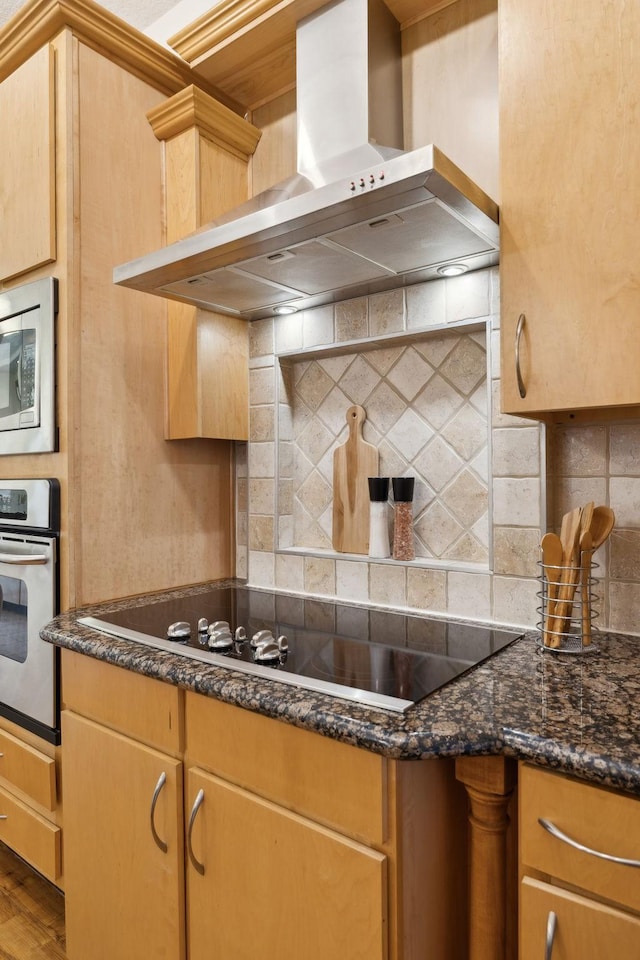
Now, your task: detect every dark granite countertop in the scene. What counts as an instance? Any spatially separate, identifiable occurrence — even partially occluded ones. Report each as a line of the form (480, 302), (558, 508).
(41, 579), (640, 797)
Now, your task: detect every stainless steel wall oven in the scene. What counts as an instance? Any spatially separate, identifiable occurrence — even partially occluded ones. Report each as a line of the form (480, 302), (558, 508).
(0, 479), (59, 743)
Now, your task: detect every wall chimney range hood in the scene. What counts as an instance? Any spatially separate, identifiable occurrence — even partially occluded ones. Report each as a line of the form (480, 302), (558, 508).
(114, 0), (499, 321)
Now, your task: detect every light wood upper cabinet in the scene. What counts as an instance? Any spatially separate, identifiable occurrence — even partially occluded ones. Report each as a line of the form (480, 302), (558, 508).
(0, 44), (55, 281)
(499, 0), (640, 421)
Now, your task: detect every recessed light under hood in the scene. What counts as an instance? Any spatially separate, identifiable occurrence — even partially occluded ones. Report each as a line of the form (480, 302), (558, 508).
(114, 0), (499, 322)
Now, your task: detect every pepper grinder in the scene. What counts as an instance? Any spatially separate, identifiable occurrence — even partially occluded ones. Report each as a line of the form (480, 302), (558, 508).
(392, 477), (415, 561)
(367, 478), (390, 559)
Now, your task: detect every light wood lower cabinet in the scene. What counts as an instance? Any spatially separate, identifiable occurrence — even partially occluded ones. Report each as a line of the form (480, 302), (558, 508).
(521, 877), (640, 959)
(519, 763), (640, 958)
(186, 768), (387, 960)
(61, 651), (468, 960)
(62, 711), (185, 960)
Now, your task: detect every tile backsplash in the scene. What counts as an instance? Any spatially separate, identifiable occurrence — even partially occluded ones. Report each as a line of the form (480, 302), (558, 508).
(279, 331), (490, 564)
(237, 267), (547, 631)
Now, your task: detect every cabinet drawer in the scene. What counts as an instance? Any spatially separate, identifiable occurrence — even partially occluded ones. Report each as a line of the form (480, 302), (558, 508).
(0, 728), (56, 810)
(520, 764), (640, 913)
(186, 693), (387, 845)
(521, 877), (640, 959)
(0, 782), (61, 882)
(61, 649), (182, 754)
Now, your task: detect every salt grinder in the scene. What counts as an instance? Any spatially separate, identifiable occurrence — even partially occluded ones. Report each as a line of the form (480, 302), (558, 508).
(367, 477), (390, 559)
(392, 477), (415, 561)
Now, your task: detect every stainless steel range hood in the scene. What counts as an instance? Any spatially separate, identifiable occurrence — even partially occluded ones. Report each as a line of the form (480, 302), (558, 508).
(114, 0), (499, 321)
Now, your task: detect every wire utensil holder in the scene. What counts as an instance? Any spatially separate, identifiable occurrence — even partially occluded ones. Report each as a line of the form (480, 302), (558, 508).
(537, 559), (600, 654)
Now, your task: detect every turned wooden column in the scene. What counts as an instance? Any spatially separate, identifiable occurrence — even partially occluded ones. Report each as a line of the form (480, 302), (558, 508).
(455, 756), (517, 960)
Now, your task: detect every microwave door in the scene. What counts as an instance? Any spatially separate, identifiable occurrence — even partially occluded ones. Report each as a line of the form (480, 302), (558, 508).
(0, 327), (39, 429)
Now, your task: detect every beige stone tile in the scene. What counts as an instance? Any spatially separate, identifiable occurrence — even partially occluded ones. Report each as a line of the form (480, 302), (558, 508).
(275, 313), (304, 353)
(610, 477), (640, 528)
(414, 436), (463, 492)
(275, 553), (305, 593)
(317, 385), (354, 436)
(413, 373), (464, 431)
(441, 405), (487, 460)
(295, 362), (334, 410)
(250, 405), (275, 442)
(236, 510), (247, 546)
(248, 550), (275, 589)
(610, 529), (640, 579)
(406, 567), (447, 613)
(491, 380), (533, 428)
(302, 304), (334, 347)
(414, 501), (463, 558)
(367, 345), (403, 375)
(249, 478), (275, 516)
(607, 581), (640, 636)
(365, 381), (406, 435)
(297, 470), (332, 520)
(249, 318), (274, 358)
(492, 427), (541, 477)
(296, 418), (335, 466)
(236, 477), (248, 512)
(249, 515), (274, 551)
(369, 289), (405, 337)
(493, 527), (541, 578)
(610, 423), (640, 476)
(369, 562), (406, 608)
(552, 425), (607, 477)
(493, 477), (542, 527)
(249, 442), (275, 478)
(249, 365), (275, 405)
(439, 335), (486, 395)
(552, 478), (608, 526)
(492, 576), (538, 629)
(277, 478), (294, 516)
(386, 347), (434, 401)
(335, 298), (368, 341)
(236, 546), (247, 579)
(447, 571), (491, 620)
(338, 354), (381, 405)
(441, 468), (487, 528)
(406, 278), (446, 329)
(304, 556), (336, 597)
(336, 559), (369, 603)
(278, 515), (294, 548)
(445, 270), (490, 324)
(442, 533), (488, 564)
(387, 408), (432, 461)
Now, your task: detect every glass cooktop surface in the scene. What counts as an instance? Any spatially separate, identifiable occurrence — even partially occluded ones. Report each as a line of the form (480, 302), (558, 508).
(80, 586), (522, 713)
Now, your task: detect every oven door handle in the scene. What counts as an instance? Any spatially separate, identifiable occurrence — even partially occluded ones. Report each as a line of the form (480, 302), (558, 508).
(0, 552), (49, 565)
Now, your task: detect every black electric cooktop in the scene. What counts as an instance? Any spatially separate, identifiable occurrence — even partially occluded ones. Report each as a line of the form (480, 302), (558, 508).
(80, 586), (522, 713)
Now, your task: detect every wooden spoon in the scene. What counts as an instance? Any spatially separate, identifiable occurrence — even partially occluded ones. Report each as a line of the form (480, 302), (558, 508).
(580, 529), (594, 645)
(552, 506), (583, 642)
(541, 532), (563, 646)
(590, 505), (615, 551)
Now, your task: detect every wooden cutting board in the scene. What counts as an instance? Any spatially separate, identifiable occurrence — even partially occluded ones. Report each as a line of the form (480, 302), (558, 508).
(332, 405), (378, 554)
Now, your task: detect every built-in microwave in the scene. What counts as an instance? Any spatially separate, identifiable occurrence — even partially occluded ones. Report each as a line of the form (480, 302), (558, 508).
(0, 277), (57, 455)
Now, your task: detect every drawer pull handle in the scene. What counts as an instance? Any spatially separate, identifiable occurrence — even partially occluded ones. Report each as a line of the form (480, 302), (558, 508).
(0, 815), (7, 820)
(545, 910), (557, 960)
(187, 788), (205, 876)
(150, 771), (168, 853)
(515, 313), (527, 399)
(539, 817), (640, 866)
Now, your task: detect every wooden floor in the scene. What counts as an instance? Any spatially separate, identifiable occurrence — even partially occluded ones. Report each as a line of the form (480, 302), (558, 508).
(0, 843), (66, 960)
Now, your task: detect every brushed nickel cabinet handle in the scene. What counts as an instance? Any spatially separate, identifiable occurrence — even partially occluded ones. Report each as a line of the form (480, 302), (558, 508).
(539, 817), (640, 867)
(515, 313), (527, 398)
(150, 771), (168, 853)
(187, 788), (205, 876)
(545, 911), (557, 960)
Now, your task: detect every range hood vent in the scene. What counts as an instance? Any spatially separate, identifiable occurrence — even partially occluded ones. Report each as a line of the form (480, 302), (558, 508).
(114, 0), (499, 321)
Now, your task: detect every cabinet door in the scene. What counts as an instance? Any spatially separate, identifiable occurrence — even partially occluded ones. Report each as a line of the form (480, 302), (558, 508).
(521, 877), (640, 959)
(186, 767), (387, 960)
(0, 45), (56, 281)
(62, 711), (185, 960)
(499, 0), (640, 417)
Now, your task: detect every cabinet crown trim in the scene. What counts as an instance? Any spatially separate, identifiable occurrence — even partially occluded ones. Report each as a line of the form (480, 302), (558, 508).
(0, 0), (242, 111)
(147, 84), (261, 159)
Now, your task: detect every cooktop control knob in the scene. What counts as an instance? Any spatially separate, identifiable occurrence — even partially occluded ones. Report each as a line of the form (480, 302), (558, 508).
(210, 620), (230, 634)
(254, 640), (281, 664)
(235, 626), (247, 643)
(277, 636), (288, 655)
(208, 627), (233, 652)
(251, 629), (273, 648)
(167, 621), (191, 641)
